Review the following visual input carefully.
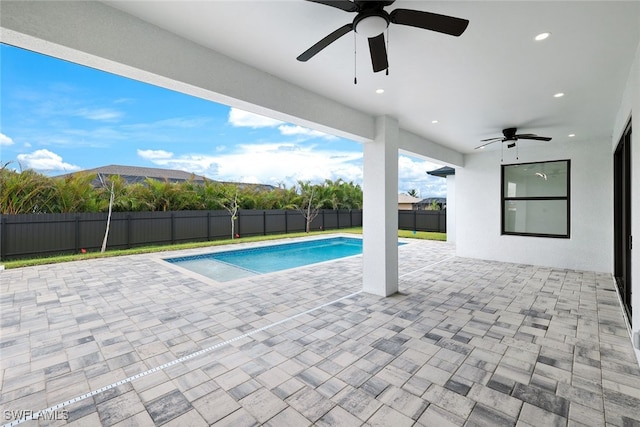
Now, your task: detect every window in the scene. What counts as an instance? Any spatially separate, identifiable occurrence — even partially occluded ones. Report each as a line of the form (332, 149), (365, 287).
(501, 160), (570, 238)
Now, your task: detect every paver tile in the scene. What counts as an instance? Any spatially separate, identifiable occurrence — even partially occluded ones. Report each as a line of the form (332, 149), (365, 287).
(161, 409), (208, 427)
(466, 403), (516, 427)
(95, 390), (145, 426)
(334, 386), (383, 422)
(239, 388), (287, 423)
(263, 407), (310, 427)
(467, 383), (523, 418)
(285, 386), (334, 422)
(315, 405), (363, 426)
(144, 389), (192, 425)
(517, 402), (567, 427)
(417, 403), (466, 426)
(422, 383), (475, 419)
(191, 389), (240, 424)
(366, 404), (414, 427)
(378, 385), (428, 420)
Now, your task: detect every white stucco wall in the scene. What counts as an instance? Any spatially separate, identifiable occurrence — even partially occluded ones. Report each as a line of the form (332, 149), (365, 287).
(446, 175), (456, 243)
(456, 137), (613, 273)
(612, 38), (640, 361)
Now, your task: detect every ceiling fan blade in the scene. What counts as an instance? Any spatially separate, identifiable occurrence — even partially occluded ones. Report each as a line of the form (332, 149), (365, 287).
(368, 33), (388, 72)
(297, 24), (353, 62)
(304, 0), (358, 12)
(475, 140), (500, 150)
(517, 135), (552, 141)
(390, 9), (469, 36)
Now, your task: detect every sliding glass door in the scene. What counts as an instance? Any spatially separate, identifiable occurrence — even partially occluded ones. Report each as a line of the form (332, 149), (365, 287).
(614, 119), (632, 324)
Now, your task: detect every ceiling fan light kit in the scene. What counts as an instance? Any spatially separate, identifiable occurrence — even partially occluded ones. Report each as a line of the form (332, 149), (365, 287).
(354, 11), (389, 37)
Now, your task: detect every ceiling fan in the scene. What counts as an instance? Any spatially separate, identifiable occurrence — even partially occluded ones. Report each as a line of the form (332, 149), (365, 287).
(475, 128), (552, 150)
(297, 0), (469, 73)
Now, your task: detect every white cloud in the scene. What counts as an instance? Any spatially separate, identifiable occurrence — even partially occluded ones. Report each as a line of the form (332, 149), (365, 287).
(74, 107), (123, 122)
(135, 143), (445, 194)
(228, 108), (283, 128)
(138, 142), (363, 187)
(398, 155), (448, 198)
(278, 125), (337, 140)
(137, 149), (174, 160)
(17, 149), (81, 172)
(0, 133), (14, 146)
(228, 108), (335, 141)
(124, 117), (212, 130)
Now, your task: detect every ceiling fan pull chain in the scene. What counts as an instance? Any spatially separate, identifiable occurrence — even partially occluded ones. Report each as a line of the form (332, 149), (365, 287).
(354, 32), (358, 84)
(516, 142), (519, 160)
(501, 141), (504, 163)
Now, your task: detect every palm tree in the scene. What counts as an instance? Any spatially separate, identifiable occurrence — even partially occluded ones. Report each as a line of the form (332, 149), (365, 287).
(51, 173), (99, 213)
(0, 164), (57, 213)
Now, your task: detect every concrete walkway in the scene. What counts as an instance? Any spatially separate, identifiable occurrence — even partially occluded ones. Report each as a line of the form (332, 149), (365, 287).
(1, 236), (639, 426)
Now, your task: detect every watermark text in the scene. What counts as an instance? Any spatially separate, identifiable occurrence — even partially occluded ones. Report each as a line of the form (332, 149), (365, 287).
(3, 410), (69, 421)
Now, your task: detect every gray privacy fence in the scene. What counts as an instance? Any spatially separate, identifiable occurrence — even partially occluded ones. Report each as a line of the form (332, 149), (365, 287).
(0, 210), (359, 260)
(0, 209), (444, 260)
(398, 209), (446, 234)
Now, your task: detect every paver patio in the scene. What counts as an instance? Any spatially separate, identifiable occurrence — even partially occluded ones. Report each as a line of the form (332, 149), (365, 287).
(1, 235), (639, 426)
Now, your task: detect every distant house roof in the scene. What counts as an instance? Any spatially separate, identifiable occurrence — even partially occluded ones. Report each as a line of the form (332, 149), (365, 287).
(60, 165), (276, 190)
(72, 165), (207, 183)
(427, 166), (455, 178)
(398, 194), (422, 204)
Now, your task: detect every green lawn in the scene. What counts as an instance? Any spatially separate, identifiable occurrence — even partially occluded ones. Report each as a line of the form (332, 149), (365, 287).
(1, 228), (446, 269)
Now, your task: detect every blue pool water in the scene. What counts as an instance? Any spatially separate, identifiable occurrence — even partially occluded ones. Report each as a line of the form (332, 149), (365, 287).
(165, 237), (400, 282)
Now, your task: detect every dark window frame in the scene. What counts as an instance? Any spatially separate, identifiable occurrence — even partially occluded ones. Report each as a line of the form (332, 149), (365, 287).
(501, 159), (571, 238)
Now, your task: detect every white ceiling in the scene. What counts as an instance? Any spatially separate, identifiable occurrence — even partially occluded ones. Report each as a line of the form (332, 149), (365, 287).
(104, 1), (640, 154)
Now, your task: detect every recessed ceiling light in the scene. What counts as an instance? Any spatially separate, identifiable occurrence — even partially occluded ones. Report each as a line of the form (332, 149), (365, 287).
(535, 32), (551, 41)
(568, 133), (575, 137)
(554, 92), (565, 98)
(431, 120), (439, 124)
(375, 89), (384, 94)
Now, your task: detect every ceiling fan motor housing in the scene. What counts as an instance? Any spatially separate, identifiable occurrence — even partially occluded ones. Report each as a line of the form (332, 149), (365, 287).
(502, 127), (518, 140)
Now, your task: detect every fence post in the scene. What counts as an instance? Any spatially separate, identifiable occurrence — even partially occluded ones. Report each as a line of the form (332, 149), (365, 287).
(75, 215), (80, 253)
(284, 210), (288, 234)
(413, 210), (417, 231)
(207, 211), (211, 241)
(0, 215), (4, 261)
(170, 212), (175, 244)
(236, 210), (240, 237)
(321, 210), (325, 231)
(263, 211), (267, 236)
(336, 210), (340, 229)
(126, 215), (132, 248)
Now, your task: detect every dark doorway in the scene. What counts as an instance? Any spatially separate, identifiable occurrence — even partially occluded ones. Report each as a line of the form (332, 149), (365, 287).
(614, 119), (632, 325)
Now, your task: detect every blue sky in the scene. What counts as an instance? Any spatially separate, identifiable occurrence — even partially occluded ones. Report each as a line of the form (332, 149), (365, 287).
(0, 44), (446, 197)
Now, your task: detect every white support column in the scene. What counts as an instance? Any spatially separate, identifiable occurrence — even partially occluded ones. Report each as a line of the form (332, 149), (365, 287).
(363, 116), (399, 296)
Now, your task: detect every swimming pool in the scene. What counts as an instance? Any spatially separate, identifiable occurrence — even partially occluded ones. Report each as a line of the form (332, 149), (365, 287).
(165, 237), (398, 282)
